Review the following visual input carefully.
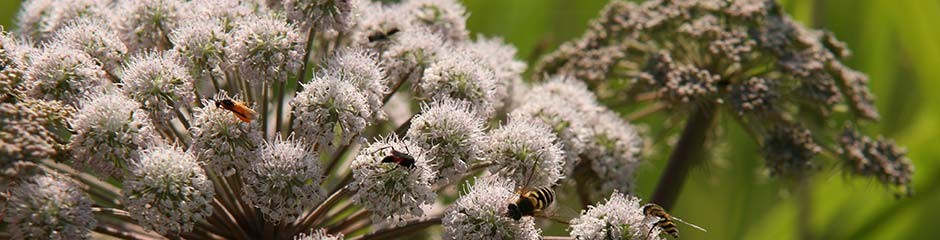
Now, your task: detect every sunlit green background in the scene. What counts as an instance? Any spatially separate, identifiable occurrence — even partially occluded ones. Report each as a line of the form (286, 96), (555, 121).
(2, 0), (938, 239)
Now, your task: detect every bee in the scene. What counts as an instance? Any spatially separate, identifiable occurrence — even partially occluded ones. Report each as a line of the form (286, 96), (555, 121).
(374, 145), (416, 170)
(368, 28), (400, 42)
(504, 155), (560, 222)
(507, 186), (556, 220)
(642, 203), (706, 239)
(212, 98), (256, 123)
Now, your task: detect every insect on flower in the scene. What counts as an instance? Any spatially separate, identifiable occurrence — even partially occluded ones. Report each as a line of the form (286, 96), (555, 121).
(368, 28), (400, 42)
(374, 145), (417, 170)
(505, 157), (570, 223)
(211, 98), (256, 123)
(643, 203), (706, 239)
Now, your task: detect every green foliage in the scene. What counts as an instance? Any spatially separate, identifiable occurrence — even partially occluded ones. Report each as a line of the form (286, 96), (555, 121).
(1, 0), (937, 239)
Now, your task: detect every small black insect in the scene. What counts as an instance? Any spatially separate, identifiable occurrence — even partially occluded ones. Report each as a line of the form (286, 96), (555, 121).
(368, 28), (400, 42)
(375, 145), (416, 170)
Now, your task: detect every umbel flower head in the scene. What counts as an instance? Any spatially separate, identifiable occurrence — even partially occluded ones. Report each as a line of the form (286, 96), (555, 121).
(379, 28), (445, 84)
(170, 17), (230, 85)
(839, 128), (915, 195)
(51, 18), (127, 74)
(242, 135), (326, 223)
(17, 0), (110, 43)
(25, 43), (110, 106)
(229, 13), (304, 86)
(511, 86), (592, 175)
(190, 92), (263, 175)
(401, 0), (469, 42)
(3, 173), (97, 240)
(123, 145), (214, 234)
(350, 136), (436, 226)
(487, 118), (566, 189)
(463, 36), (527, 109)
(581, 111), (644, 195)
(69, 91), (161, 179)
(443, 176), (541, 240)
(1, 99), (72, 170)
(115, 0), (188, 51)
(282, 0), (354, 33)
(568, 191), (662, 240)
(418, 47), (498, 117)
(292, 74), (373, 148)
(406, 99), (487, 184)
(534, 0), (908, 192)
(326, 47), (388, 118)
(121, 51), (195, 125)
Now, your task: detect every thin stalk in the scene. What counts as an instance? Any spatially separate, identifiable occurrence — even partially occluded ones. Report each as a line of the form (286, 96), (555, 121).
(39, 159), (121, 200)
(352, 216), (442, 240)
(261, 81), (269, 138)
(292, 187), (351, 235)
(212, 198), (253, 240)
(322, 139), (358, 179)
(94, 224), (153, 240)
(382, 67), (416, 104)
(649, 105), (716, 210)
(326, 209), (370, 233)
(543, 237), (575, 240)
(796, 174), (814, 240)
(627, 102), (667, 121)
(283, 29), (316, 138)
(432, 161), (493, 191)
(275, 79), (285, 135)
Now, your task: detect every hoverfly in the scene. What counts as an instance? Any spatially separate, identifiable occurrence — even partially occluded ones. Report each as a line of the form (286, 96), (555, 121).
(211, 98), (256, 123)
(643, 203), (706, 239)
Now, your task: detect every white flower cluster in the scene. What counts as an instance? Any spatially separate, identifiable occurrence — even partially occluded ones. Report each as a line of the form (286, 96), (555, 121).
(292, 75), (373, 148)
(25, 43), (110, 106)
(121, 52), (195, 125)
(242, 136), (326, 223)
(230, 14), (304, 86)
(4, 174), (97, 240)
(407, 99), (487, 184)
(190, 93), (263, 175)
(487, 118), (566, 189)
(569, 192), (663, 240)
(69, 91), (161, 178)
(350, 136), (436, 226)
(123, 145), (214, 234)
(443, 177), (540, 240)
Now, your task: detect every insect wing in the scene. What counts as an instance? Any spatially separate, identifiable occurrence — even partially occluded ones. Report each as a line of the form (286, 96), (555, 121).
(671, 216), (707, 232)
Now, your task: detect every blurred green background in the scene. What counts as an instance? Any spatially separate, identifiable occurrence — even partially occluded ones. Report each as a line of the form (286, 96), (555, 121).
(2, 0), (938, 239)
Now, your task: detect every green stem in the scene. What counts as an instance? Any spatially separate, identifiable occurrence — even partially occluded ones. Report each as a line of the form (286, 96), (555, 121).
(649, 105), (716, 210)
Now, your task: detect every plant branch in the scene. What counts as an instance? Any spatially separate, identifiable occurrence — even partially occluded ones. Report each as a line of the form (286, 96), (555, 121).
(649, 105), (716, 210)
(352, 216), (442, 240)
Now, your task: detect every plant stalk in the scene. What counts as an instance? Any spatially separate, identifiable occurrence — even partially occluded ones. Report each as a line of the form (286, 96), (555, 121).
(650, 105), (716, 210)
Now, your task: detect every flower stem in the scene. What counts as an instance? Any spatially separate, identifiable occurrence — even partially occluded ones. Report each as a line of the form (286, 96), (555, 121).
(650, 105), (716, 210)
(352, 216), (442, 240)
